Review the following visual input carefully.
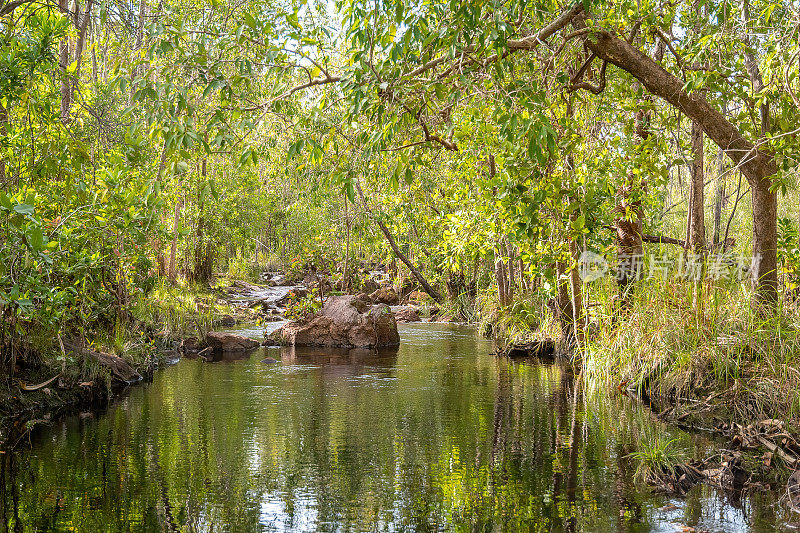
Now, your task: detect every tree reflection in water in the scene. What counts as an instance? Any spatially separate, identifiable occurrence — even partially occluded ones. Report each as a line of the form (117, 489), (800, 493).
(0, 324), (790, 531)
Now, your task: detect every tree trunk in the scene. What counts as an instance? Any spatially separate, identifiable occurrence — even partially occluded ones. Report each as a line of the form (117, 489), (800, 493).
(712, 103), (728, 245)
(91, 28), (98, 84)
(505, 239), (515, 303)
(568, 216), (585, 359)
(495, 249), (508, 307)
(168, 199), (182, 282)
(342, 197), (351, 292)
(193, 159), (212, 283)
(688, 120), (706, 252)
(555, 261), (574, 350)
(73, 0), (93, 78)
(130, 0), (147, 104)
(576, 11), (778, 308)
(58, 0), (71, 123)
(614, 184), (644, 304)
(741, 0), (776, 308)
(0, 99), (6, 183)
(355, 181), (442, 302)
(712, 148), (726, 245)
(154, 143), (168, 275)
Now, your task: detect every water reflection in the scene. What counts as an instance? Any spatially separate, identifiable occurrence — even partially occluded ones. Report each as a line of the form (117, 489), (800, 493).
(277, 345), (399, 368)
(0, 324), (791, 531)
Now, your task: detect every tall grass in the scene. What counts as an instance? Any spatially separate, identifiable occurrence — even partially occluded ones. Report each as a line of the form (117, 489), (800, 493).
(131, 279), (235, 341)
(583, 272), (800, 424)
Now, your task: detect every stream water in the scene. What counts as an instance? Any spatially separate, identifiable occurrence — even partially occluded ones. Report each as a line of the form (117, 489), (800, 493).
(1, 323), (794, 531)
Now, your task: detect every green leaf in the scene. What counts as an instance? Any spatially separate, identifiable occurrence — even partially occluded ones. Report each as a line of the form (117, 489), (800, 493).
(13, 203), (34, 215)
(28, 227), (43, 251)
(0, 192), (11, 210)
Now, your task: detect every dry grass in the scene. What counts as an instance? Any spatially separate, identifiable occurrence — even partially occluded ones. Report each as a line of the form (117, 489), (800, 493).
(584, 275), (800, 424)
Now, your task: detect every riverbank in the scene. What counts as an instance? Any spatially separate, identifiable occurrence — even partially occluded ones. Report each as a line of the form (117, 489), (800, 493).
(0, 271), (418, 447)
(483, 276), (800, 496)
(0, 277), (270, 448)
(587, 300), (800, 490)
(584, 280), (800, 425)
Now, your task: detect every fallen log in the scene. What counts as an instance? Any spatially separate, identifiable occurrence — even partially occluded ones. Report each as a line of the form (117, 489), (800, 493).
(63, 341), (142, 383)
(503, 339), (556, 360)
(641, 234), (685, 247)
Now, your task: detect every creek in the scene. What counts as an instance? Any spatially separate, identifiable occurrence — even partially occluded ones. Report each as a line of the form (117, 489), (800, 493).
(0, 322), (791, 531)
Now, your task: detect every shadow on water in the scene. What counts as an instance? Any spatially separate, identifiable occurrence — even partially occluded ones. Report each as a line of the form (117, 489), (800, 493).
(0, 323), (794, 531)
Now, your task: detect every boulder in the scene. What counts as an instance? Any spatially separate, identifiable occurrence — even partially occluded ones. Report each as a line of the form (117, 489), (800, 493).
(276, 288), (308, 307)
(262, 311), (283, 322)
(394, 307), (421, 323)
(180, 337), (202, 354)
(270, 274), (294, 286)
(361, 278), (380, 294)
(354, 292), (373, 305)
(270, 295), (400, 348)
(370, 287), (399, 305)
(205, 331), (260, 352)
(404, 291), (426, 305)
(213, 314), (236, 327)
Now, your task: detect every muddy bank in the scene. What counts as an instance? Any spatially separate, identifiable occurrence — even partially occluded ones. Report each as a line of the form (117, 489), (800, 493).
(492, 332), (800, 504)
(618, 385), (800, 505)
(0, 353), (163, 450)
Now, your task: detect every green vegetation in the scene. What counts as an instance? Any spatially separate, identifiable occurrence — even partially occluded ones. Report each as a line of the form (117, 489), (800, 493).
(1, 0), (800, 470)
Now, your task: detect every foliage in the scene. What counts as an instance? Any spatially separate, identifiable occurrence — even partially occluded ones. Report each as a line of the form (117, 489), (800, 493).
(283, 288), (323, 321)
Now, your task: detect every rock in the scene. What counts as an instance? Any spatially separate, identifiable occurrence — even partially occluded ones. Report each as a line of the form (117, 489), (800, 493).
(370, 287), (399, 305)
(205, 331), (260, 352)
(504, 340), (556, 359)
(354, 292), (373, 305)
(248, 298), (269, 309)
(214, 314), (236, 327)
(276, 288), (308, 307)
(180, 337), (202, 354)
(406, 291), (431, 305)
(789, 470), (800, 512)
(395, 307), (421, 323)
(270, 295), (400, 348)
(361, 278), (380, 294)
(261, 357), (278, 364)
